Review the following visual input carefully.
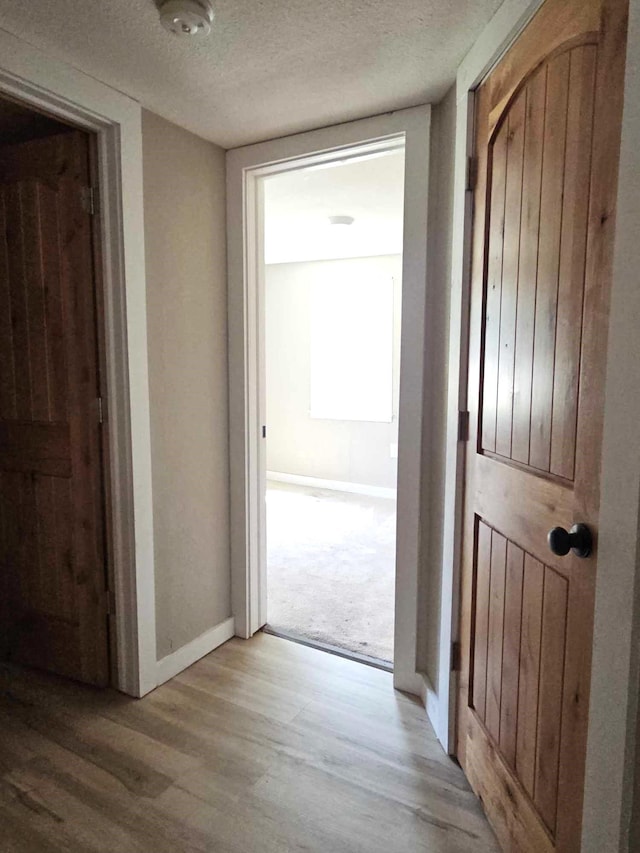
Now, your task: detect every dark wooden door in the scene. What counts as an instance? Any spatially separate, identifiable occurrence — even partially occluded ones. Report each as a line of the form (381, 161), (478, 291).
(457, 0), (628, 849)
(0, 129), (109, 686)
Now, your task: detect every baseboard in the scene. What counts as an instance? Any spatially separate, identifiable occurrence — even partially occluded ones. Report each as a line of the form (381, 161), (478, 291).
(419, 673), (451, 753)
(156, 616), (235, 686)
(393, 663), (424, 697)
(396, 668), (446, 753)
(266, 470), (397, 500)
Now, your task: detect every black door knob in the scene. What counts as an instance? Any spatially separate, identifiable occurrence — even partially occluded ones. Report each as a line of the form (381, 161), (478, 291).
(547, 523), (593, 558)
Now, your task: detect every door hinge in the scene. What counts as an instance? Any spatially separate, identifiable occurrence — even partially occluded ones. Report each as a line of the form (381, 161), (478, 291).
(458, 410), (470, 442)
(262, 425), (267, 439)
(466, 156), (478, 192)
(97, 396), (104, 425)
(104, 589), (116, 615)
(451, 641), (462, 672)
(81, 186), (97, 215)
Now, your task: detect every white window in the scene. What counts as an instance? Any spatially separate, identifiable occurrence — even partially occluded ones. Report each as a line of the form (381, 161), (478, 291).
(310, 273), (394, 422)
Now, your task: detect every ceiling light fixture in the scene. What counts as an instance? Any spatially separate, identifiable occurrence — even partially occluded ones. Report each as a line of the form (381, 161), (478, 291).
(159, 0), (215, 37)
(329, 215), (355, 226)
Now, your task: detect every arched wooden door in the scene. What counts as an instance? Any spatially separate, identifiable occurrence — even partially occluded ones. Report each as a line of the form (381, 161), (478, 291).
(457, 0), (628, 849)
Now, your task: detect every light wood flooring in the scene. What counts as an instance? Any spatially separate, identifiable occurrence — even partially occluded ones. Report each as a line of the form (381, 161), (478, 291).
(0, 632), (498, 852)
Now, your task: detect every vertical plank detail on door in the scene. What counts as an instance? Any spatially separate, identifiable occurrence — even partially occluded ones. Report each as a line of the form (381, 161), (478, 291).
(21, 181), (51, 422)
(485, 530), (507, 741)
(472, 520), (492, 719)
(38, 182), (67, 424)
(500, 541), (524, 767)
(511, 68), (547, 465)
(516, 553), (544, 796)
(550, 46), (597, 480)
(0, 189), (17, 419)
(529, 52), (570, 472)
(36, 475), (74, 621)
(5, 184), (32, 421)
(0, 472), (5, 653)
(481, 127), (509, 453)
(496, 94), (526, 458)
(534, 567), (569, 834)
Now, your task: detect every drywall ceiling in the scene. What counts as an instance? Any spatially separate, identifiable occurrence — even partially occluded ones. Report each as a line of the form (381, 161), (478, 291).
(264, 147), (405, 264)
(0, 0), (502, 148)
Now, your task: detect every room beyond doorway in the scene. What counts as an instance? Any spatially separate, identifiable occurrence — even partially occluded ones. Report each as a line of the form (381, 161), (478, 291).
(261, 145), (405, 668)
(265, 481), (395, 665)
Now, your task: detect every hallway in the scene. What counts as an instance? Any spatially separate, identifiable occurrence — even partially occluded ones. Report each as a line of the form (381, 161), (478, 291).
(0, 633), (497, 852)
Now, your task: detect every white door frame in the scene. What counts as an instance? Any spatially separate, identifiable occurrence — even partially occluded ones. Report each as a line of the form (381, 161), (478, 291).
(445, 0), (640, 847)
(227, 106), (431, 694)
(0, 29), (157, 697)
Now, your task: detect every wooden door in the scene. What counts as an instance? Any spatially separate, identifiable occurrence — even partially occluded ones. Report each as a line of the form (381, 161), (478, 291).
(0, 129), (109, 686)
(457, 0), (628, 849)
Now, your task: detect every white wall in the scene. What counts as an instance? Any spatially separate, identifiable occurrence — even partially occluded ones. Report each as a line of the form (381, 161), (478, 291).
(265, 254), (402, 490)
(142, 110), (231, 659)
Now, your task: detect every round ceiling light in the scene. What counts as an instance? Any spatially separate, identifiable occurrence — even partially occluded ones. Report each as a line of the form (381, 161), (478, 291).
(159, 0), (215, 37)
(328, 215), (355, 226)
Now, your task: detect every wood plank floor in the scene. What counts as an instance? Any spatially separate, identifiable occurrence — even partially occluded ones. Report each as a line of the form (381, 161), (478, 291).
(0, 632), (498, 852)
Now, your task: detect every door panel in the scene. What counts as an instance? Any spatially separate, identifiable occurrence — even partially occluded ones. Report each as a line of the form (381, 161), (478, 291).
(481, 46), (596, 478)
(458, 0), (628, 850)
(0, 130), (108, 686)
(472, 521), (570, 834)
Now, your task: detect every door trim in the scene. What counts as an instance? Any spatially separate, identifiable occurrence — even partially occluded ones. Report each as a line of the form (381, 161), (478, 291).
(227, 106), (432, 697)
(0, 29), (157, 697)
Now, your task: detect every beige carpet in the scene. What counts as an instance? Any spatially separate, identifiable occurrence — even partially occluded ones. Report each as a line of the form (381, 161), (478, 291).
(266, 481), (395, 663)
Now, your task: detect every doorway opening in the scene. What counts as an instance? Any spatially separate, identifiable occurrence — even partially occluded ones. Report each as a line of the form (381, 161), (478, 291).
(0, 94), (113, 687)
(260, 144), (406, 669)
(228, 107), (430, 696)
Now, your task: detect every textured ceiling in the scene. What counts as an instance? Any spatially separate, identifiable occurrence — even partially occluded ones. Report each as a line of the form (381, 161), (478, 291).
(264, 148), (405, 264)
(0, 0), (502, 148)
